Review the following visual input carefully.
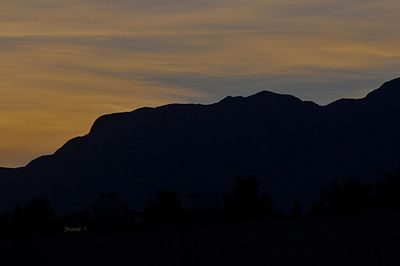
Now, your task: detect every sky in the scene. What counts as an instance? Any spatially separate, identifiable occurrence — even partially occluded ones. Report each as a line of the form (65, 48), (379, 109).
(1, 0), (400, 167)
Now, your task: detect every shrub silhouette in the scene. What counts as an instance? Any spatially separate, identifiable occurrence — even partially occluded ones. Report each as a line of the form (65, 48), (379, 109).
(227, 177), (274, 221)
(312, 179), (376, 215)
(142, 189), (182, 225)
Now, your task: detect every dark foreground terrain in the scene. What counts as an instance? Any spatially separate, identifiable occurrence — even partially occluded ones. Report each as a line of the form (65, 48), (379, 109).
(2, 212), (400, 266)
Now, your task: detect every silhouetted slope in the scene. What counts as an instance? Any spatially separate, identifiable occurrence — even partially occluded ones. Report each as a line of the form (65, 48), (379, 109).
(1, 78), (400, 213)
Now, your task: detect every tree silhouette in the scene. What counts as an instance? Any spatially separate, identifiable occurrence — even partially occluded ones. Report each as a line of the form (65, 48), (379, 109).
(291, 200), (303, 218)
(142, 189), (182, 225)
(376, 171), (400, 209)
(312, 179), (375, 215)
(8, 198), (54, 237)
(90, 192), (134, 231)
(227, 177), (274, 221)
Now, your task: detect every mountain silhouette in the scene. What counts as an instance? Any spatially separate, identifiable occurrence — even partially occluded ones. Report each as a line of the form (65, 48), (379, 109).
(1, 78), (400, 213)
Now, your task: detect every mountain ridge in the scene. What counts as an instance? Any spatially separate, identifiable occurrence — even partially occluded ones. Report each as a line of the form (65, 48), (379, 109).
(1, 78), (400, 213)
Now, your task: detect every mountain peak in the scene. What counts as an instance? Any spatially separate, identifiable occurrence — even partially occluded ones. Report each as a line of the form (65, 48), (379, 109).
(366, 77), (400, 101)
(219, 90), (302, 105)
(248, 90), (299, 100)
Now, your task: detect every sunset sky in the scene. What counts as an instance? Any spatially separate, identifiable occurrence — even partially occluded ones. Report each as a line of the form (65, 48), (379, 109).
(1, 0), (400, 167)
